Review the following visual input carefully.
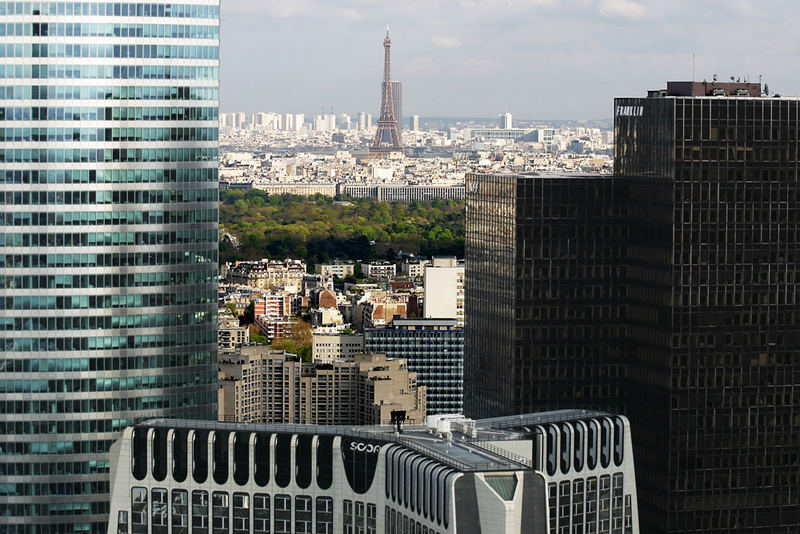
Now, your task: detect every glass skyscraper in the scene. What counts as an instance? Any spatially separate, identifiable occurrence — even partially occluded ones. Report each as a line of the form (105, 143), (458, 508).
(0, 2), (220, 532)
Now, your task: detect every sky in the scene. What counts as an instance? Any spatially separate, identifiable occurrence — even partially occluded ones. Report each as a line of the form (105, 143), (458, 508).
(220, 0), (800, 121)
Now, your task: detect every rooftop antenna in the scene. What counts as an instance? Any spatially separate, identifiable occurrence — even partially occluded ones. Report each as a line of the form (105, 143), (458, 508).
(692, 54), (695, 81)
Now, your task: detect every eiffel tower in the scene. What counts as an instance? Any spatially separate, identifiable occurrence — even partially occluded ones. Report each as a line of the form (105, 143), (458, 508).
(370, 27), (404, 157)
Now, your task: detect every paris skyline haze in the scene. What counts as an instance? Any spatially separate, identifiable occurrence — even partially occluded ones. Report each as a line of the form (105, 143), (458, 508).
(221, 0), (799, 120)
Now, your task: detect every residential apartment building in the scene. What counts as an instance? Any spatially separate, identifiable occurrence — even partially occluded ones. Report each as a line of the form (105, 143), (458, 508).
(423, 257), (465, 326)
(315, 261), (356, 278)
(226, 259), (307, 290)
(365, 318), (464, 414)
(399, 258), (431, 278)
(363, 262), (397, 279)
(218, 346), (425, 426)
(312, 331), (366, 363)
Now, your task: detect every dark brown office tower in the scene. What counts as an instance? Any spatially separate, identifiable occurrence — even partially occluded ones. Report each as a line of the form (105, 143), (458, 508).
(465, 81), (800, 534)
(464, 172), (628, 418)
(617, 82), (800, 534)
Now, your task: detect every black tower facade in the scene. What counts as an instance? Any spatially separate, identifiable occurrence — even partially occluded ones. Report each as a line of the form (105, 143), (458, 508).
(465, 82), (800, 534)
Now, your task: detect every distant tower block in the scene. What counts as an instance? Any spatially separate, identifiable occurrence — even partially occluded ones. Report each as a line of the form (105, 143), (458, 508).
(370, 27), (404, 157)
(392, 80), (403, 133)
(410, 115), (420, 131)
(500, 112), (513, 129)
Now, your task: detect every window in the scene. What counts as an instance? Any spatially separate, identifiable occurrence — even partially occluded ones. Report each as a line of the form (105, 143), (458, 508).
(131, 487), (148, 534)
(274, 494), (291, 534)
(367, 504), (377, 534)
(296, 496), (312, 534)
(254, 494), (270, 534)
(192, 491), (208, 534)
(344, 499), (354, 534)
(212, 492), (229, 534)
(172, 490), (188, 534)
(152, 488), (168, 534)
(118, 510), (129, 534)
(233, 493), (249, 534)
(355, 502), (366, 534)
(316, 497), (333, 534)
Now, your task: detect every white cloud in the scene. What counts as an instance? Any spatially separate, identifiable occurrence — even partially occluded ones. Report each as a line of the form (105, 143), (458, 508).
(432, 35), (462, 48)
(228, 0), (363, 21)
(597, 0), (647, 19)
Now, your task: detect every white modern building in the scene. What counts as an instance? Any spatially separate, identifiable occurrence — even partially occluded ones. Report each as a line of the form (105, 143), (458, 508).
(107, 411), (640, 534)
(423, 257), (465, 326)
(363, 262), (397, 279)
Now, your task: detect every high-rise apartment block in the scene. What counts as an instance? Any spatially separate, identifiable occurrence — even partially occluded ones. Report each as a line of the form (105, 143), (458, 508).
(365, 318), (464, 414)
(423, 257), (465, 326)
(465, 81), (800, 534)
(0, 2), (220, 532)
(392, 80), (403, 133)
(500, 112), (513, 129)
(218, 346), (426, 425)
(410, 114), (420, 131)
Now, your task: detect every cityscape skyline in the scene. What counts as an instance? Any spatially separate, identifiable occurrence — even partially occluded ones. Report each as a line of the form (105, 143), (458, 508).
(220, 0), (800, 120)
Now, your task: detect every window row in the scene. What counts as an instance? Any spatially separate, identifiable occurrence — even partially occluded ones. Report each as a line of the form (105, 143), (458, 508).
(0, 84), (216, 101)
(0, 208), (219, 226)
(0, 63), (218, 81)
(0, 105), (219, 122)
(0, 289), (216, 310)
(385, 507), (442, 534)
(1, 229), (217, 247)
(0, 438), (116, 456)
(0, 351), (215, 374)
(0, 310), (214, 332)
(0, 501), (108, 521)
(0, 126), (218, 142)
(1, 330), (217, 352)
(0, 250), (217, 269)
(0, 43), (218, 60)
(0, 269), (217, 290)
(0, 479), (108, 497)
(343, 499), (376, 534)
(0, 389), (216, 420)
(0, 456), (110, 475)
(0, 370), (213, 394)
(0, 146), (218, 163)
(2, 167), (216, 186)
(1, 187), (217, 205)
(0, 2), (219, 19)
(128, 489), (332, 534)
(547, 474), (632, 534)
(0, 22), (218, 39)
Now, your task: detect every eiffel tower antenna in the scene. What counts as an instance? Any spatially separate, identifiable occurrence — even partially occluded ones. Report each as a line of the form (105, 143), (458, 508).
(370, 26), (403, 157)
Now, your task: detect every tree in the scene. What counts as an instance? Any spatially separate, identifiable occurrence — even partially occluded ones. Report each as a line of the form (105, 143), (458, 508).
(240, 301), (255, 325)
(249, 325), (268, 345)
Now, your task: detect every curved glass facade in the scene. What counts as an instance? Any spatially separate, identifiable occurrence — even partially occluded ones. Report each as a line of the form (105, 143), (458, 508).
(0, 2), (219, 532)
